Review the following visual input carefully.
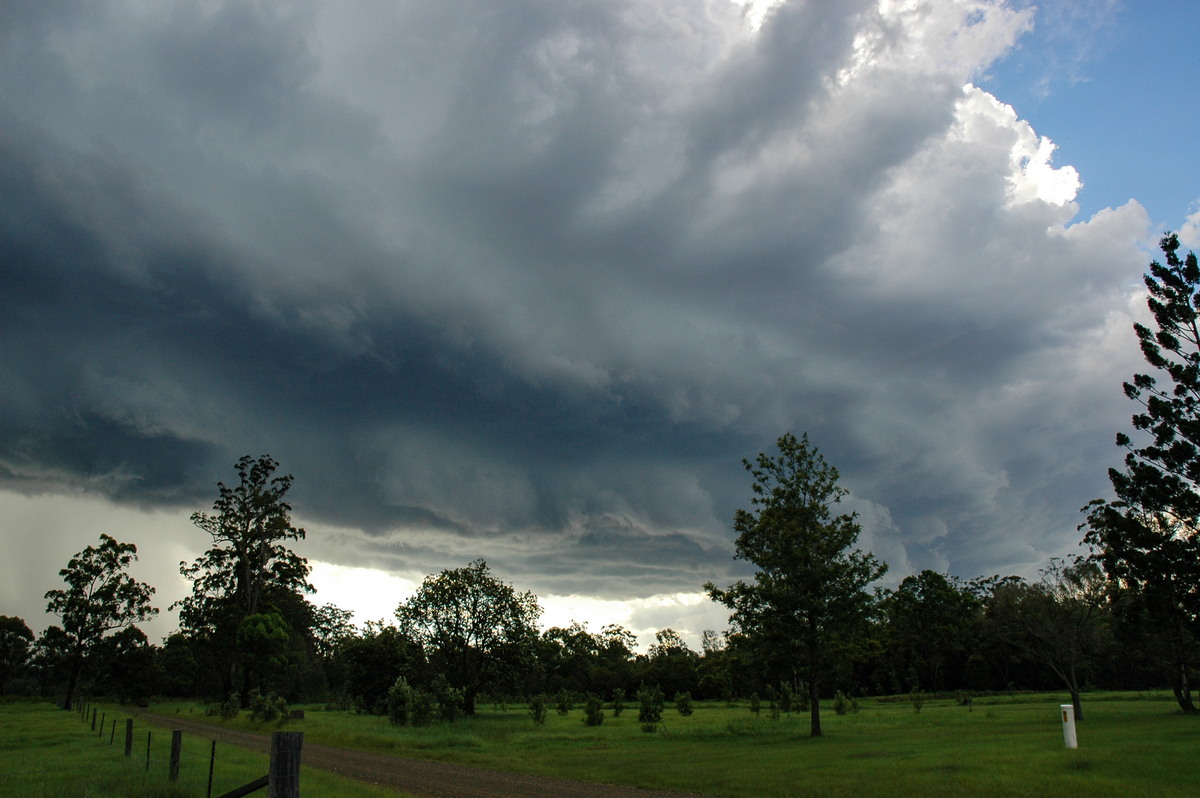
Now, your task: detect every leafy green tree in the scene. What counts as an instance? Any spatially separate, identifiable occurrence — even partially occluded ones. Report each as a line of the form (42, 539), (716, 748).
(539, 622), (601, 695)
(396, 559), (540, 715)
(697, 629), (734, 700)
(885, 571), (981, 693)
(237, 611), (291, 696)
(707, 432), (887, 737)
(44, 534), (157, 708)
(1081, 234), (1200, 713)
(642, 628), (699, 698)
(30, 626), (73, 698)
(988, 558), (1110, 720)
(174, 455), (313, 700)
(91, 626), (160, 706)
(341, 621), (425, 713)
(0, 616), (34, 695)
(636, 683), (664, 732)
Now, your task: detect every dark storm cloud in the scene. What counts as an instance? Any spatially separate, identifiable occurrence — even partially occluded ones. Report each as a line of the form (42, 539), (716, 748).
(0, 0), (1157, 613)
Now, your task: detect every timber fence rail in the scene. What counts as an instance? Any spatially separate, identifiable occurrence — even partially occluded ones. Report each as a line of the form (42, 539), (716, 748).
(61, 700), (303, 798)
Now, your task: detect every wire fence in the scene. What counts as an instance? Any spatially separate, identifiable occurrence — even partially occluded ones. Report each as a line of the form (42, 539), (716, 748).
(1, 700), (298, 798)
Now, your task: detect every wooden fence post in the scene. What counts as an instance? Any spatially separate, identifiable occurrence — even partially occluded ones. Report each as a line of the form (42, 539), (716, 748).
(267, 731), (303, 798)
(169, 730), (182, 782)
(99, 712), (105, 737)
(90, 708), (97, 731)
(146, 731), (152, 771)
(125, 718), (134, 756)
(207, 739), (216, 798)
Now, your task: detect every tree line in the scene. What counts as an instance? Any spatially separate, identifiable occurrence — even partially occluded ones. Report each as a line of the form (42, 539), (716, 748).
(3, 235), (1199, 738)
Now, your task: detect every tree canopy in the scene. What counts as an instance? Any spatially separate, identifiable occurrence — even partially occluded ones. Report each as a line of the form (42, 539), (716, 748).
(174, 454), (313, 700)
(396, 559), (541, 714)
(0, 616), (35, 695)
(44, 534), (157, 708)
(707, 432), (886, 736)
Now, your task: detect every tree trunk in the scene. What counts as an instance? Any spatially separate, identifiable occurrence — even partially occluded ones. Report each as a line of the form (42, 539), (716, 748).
(808, 637), (822, 737)
(1169, 628), (1198, 714)
(63, 653), (83, 710)
(1173, 657), (1197, 713)
(808, 677), (821, 737)
(1067, 662), (1084, 722)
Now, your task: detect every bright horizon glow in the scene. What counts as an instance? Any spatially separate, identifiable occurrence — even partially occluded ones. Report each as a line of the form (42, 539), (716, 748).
(308, 560), (721, 652)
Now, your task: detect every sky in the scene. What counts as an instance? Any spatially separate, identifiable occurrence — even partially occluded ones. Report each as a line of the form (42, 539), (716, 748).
(3, 0), (1199, 651)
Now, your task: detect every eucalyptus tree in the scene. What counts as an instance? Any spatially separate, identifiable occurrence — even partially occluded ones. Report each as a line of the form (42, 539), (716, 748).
(174, 455), (313, 699)
(706, 432), (886, 737)
(1082, 234), (1200, 712)
(44, 534), (157, 708)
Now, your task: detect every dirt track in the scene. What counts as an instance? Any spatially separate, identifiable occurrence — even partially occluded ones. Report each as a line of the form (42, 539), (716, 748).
(135, 712), (715, 798)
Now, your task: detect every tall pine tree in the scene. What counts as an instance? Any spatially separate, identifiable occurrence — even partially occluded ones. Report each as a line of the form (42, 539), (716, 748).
(1083, 233), (1200, 713)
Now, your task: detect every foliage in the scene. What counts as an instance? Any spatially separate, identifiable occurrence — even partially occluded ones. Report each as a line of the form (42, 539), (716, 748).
(885, 571), (982, 693)
(643, 628), (699, 698)
(987, 557), (1111, 720)
(583, 693), (605, 726)
(611, 688), (625, 716)
(434, 677), (465, 722)
(909, 689), (925, 713)
(217, 691), (241, 720)
(173, 455), (313, 700)
(833, 690), (859, 715)
(529, 693), (547, 726)
(311, 603), (356, 661)
(675, 691), (694, 716)
(706, 432), (887, 737)
(396, 559), (540, 715)
(637, 684), (664, 732)
(341, 622), (425, 714)
(386, 676), (445, 727)
(0, 616), (34, 695)
(247, 688), (287, 723)
(43, 534), (158, 708)
(1082, 234), (1200, 713)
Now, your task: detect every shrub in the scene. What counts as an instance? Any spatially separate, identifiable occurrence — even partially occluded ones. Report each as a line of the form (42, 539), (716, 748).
(833, 690), (861, 715)
(388, 677), (440, 726)
(248, 689), (286, 723)
(434, 676), (465, 720)
(795, 681), (810, 712)
(910, 689), (925, 714)
(674, 691), (694, 717)
(637, 684), (664, 732)
(529, 694), (548, 726)
(583, 693), (605, 726)
(411, 690), (436, 726)
(555, 690), (573, 716)
(386, 677), (414, 726)
(611, 688), (625, 717)
(749, 694), (761, 715)
(779, 682), (795, 713)
(218, 692), (240, 720)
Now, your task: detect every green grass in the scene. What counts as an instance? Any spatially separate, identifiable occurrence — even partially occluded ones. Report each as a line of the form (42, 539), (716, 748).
(0, 699), (406, 798)
(154, 692), (1198, 797)
(8, 694), (1196, 796)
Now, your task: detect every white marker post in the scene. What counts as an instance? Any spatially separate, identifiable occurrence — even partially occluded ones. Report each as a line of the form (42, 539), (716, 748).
(1060, 704), (1078, 749)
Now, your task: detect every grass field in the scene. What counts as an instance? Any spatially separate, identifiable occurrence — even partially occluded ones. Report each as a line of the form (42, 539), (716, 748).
(4, 692), (1196, 797)
(0, 700), (406, 798)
